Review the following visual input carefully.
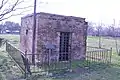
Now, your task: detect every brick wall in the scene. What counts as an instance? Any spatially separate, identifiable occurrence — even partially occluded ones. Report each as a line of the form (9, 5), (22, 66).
(20, 12), (88, 63)
(36, 12), (88, 62)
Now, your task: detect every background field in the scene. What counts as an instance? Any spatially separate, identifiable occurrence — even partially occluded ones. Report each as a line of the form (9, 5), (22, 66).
(0, 34), (120, 80)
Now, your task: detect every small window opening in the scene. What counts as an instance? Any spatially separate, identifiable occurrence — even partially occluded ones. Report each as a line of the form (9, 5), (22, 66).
(25, 50), (27, 54)
(26, 29), (28, 35)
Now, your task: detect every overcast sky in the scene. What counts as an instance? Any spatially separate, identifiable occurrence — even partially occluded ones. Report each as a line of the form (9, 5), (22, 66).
(5, 0), (120, 26)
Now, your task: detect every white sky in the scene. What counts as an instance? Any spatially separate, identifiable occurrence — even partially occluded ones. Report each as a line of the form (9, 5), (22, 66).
(5, 0), (120, 26)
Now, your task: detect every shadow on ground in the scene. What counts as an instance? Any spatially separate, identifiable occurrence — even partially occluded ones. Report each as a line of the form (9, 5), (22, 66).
(24, 62), (120, 80)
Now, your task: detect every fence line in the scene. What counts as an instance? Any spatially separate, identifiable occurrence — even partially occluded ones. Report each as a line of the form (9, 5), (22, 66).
(6, 42), (28, 74)
(6, 41), (71, 75)
(86, 46), (112, 64)
(5, 42), (112, 78)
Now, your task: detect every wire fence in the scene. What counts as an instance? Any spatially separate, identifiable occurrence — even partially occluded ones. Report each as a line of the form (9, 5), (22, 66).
(86, 46), (112, 64)
(5, 41), (112, 78)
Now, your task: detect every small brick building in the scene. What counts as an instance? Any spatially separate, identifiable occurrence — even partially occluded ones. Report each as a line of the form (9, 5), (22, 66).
(20, 12), (88, 63)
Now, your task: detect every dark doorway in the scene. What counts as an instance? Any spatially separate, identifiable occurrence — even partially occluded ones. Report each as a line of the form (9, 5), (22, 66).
(59, 32), (71, 61)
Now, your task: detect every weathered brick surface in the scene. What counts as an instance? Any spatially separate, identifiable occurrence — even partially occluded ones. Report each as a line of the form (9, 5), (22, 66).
(20, 12), (88, 63)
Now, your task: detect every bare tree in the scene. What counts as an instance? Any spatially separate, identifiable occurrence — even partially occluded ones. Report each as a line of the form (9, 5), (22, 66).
(96, 25), (103, 48)
(87, 22), (95, 36)
(112, 19), (119, 55)
(0, 0), (32, 21)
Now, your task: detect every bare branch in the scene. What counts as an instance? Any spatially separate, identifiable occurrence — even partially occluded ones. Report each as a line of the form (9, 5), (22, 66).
(0, 0), (33, 21)
(0, 0), (19, 16)
(0, 9), (31, 21)
(0, 0), (7, 10)
(0, 5), (33, 20)
(0, 0), (4, 10)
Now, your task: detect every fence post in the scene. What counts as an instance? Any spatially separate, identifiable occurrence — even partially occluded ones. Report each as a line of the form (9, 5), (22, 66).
(24, 52), (32, 78)
(24, 52), (27, 78)
(118, 49), (120, 56)
(110, 47), (112, 64)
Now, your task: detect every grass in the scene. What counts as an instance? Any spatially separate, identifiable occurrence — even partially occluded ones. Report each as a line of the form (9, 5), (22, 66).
(0, 34), (19, 47)
(1, 35), (120, 80)
(0, 34), (23, 80)
(87, 36), (120, 65)
(87, 36), (120, 52)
